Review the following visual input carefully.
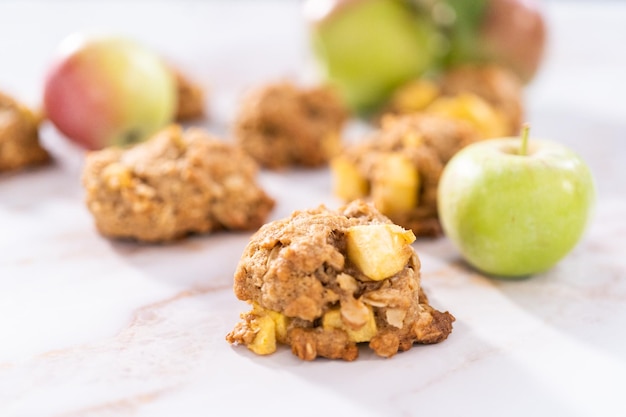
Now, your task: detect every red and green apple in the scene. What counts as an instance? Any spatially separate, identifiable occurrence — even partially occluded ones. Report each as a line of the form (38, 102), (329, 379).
(43, 34), (177, 150)
(443, 0), (547, 83)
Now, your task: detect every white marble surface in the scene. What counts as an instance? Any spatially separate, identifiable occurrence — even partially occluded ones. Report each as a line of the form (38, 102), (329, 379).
(1, 1), (626, 416)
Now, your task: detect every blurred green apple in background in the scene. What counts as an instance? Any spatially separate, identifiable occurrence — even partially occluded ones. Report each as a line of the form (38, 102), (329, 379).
(304, 0), (442, 114)
(437, 128), (595, 278)
(303, 0), (547, 114)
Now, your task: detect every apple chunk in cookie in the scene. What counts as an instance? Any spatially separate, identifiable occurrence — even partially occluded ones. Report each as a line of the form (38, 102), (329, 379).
(226, 200), (454, 361)
(82, 125), (275, 242)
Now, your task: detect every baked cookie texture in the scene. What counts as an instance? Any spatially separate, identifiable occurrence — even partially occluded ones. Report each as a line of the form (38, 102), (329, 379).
(173, 70), (206, 121)
(331, 113), (479, 237)
(234, 81), (349, 169)
(439, 64), (524, 135)
(386, 64), (523, 138)
(226, 200), (454, 361)
(82, 125), (274, 242)
(0, 92), (49, 172)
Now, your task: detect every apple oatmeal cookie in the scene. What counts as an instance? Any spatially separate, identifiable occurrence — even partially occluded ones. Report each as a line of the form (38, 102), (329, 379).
(173, 69), (206, 121)
(386, 64), (523, 138)
(438, 64), (524, 135)
(82, 125), (274, 242)
(226, 200), (454, 361)
(233, 81), (349, 169)
(331, 113), (479, 237)
(0, 92), (49, 172)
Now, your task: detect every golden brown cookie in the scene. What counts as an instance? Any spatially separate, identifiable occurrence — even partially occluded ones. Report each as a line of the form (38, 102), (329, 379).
(331, 113), (479, 237)
(0, 92), (49, 172)
(385, 64), (524, 138)
(82, 125), (274, 242)
(439, 64), (524, 135)
(173, 70), (206, 121)
(226, 200), (454, 361)
(234, 81), (349, 169)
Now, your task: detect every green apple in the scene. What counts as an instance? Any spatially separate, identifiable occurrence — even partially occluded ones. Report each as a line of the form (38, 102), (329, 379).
(304, 0), (441, 114)
(43, 33), (177, 150)
(437, 127), (595, 277)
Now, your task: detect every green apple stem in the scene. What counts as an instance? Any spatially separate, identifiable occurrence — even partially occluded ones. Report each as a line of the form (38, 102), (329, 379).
(520, 124), (530, 156)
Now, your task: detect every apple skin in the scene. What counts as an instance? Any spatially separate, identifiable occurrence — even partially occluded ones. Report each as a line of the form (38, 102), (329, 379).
(304, 0), (441, 114)
(437, 138), (595, 278)
(43, 34), (177, 150)
(444, 0), (547, 83)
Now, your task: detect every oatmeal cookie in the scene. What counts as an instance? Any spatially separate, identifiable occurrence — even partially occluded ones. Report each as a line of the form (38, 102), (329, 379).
(439, 64), (524, 135)
(226, 200), (454, 361)
(82, 125), (274, 242)
(386, 64), (523, 138)
(331, 113), (479, 237)
(173, 70), (206, 121)
(0, 92), (49, 172)
(233, 81), (349, 169)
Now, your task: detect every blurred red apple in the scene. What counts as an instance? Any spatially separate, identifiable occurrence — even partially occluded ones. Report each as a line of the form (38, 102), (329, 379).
(43, 34), (177, 150)
(444, 0), (547, 83)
